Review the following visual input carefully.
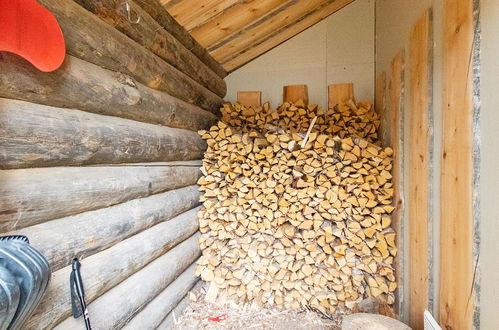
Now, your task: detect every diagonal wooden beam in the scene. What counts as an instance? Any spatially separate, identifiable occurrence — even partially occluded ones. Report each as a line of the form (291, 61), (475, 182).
(167, 0), (240, 31)
(191, 0), (292, 49)
(222, 0), (353, 72)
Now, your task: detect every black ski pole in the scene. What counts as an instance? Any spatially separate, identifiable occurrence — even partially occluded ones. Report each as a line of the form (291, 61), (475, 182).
(70, 257), (91, 330)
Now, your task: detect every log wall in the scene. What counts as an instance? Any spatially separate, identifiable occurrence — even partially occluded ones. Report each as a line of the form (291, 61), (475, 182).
(0, 0), (222, 327)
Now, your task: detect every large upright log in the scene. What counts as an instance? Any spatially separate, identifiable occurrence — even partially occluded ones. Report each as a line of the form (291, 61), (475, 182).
(13, 185), (200, 271)
(37, 0), (223, 113)
(123, 264), (199, 329)
(55, 234), (201, 330)
(25, 208), (200, 330)
(0, 53), (218, 131)
(72, 0), (226, 97)
(133, 0), (226, 79)
(0, 99), (206, 169)
(0, 162), (200, 231)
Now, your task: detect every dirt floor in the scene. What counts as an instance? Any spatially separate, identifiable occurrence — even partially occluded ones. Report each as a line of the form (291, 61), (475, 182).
(172, 284), (348, 329)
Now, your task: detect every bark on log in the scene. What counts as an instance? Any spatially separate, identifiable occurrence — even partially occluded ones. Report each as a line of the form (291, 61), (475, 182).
(37, 0), (223, 113)
(156, 292), (192, 329)
(72, 0), (226, 97)
(12, 185), (200, 271)
(0, 162), (201, 231)
(0, 99), (206, 169)
(25, 208), (200, 330)
(123, 264), (199, 329)
(0, 53), (218, 131)
(133, 0), (226, 79)
(54, 233), (201, 330)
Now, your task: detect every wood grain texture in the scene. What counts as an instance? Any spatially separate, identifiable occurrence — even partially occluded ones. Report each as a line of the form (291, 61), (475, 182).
(222, 0), (353, 71)
(0, 54), (218, 132)
(73, 0), (226, 97)
(375, 72), (387, 144)
(12, 185), (200, 271)
(156, 294), (191, 329)
(0, 163), (200, 231)
(237, 91), (262, 108)
(408, 9), (432, 330)
(25, 208), (200, 330)
(0, 99), (206, 169)
(388, 50), (405, 315)
(168, 0), (239, 31)
(133, 0), (227, 78)
(283, 85), (309, 105)
(123, 263), (199, 329)
(440, 0), (474, 328)
(211, 0), (332, 63)
(55, 233), (201, 330)
(37, 0), (223, 112)
(191, 0), (290, 49)
(328, 83), (355, 108)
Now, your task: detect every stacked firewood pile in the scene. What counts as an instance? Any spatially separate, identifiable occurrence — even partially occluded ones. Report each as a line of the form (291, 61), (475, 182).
(220, 100), (381, 144)
(196, 100), (396, 314)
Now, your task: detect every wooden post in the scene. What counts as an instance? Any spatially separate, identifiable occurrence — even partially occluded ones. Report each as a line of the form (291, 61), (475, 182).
(328, 83), (355, 108)
(408, 9), (432, 330)
(25, 208), (200, 330)
(440, 0), (474, 328)
(283, 85), (309, 105)
(237, 91), (262, 108)
(375, 73), (387, 144)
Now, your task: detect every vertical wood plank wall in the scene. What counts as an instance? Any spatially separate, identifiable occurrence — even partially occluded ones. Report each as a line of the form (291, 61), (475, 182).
(440, 0), (474, 329)
(375, 72), (387, 144)
(408, 9), (432, 330)
(388, 50), (405, 318)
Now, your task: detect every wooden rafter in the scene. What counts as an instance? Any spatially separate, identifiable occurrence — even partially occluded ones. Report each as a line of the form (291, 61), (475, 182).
(191, 0), (291, 49)
(222, 0), (354, 71)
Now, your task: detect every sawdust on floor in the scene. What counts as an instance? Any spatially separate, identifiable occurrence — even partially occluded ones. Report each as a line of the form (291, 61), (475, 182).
(172, 283), (348, 329)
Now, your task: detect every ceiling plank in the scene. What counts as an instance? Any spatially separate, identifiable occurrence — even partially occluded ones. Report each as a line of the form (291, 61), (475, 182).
(211, 0), (347, 63)
(167, 0), (240, 31)
(222, 0), (353, 72)
(191, 0), (291, 49)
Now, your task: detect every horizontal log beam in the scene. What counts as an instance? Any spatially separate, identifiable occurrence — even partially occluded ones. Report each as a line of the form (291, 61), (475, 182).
(73, 0), (226, 97)
(157, 294), (191, 330)
(123, 263), (199, 329)
(0, 99), (206, 169)
(0, 53), (218, 131)
(37, 0), (223, 113)
(55, 233), (201, 329)
(133, 0), (227, 79)
(25, 208), (200, 330)
(0, 163), (200, 231)
(12, 186), (200, 271)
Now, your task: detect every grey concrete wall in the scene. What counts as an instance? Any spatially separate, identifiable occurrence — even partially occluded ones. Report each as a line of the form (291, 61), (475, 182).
(479, 0), (499, 328)
(224, 0), (375, 109)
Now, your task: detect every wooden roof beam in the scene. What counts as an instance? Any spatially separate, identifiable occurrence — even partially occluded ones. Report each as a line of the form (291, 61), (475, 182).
(222, 0), (354, 72)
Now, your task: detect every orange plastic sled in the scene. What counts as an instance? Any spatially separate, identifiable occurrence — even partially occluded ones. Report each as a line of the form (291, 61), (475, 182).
(0, 0), (65, 72)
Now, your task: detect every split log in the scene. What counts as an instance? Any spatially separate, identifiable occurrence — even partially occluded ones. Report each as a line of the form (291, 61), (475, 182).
(37, 0), (223, 113)
(0, 99), (206, 169)
(156, 294), (191, 330)
(0, 162), (200, 231)
(0, 53), (218, 131)
(54, 233), (201, 330)
(133, 0), (227, 79)
(123, 263), (199, 329)
(25, 208), (200, 330)
(73, 0), (226, 97)
(12, 185), (200, 271)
